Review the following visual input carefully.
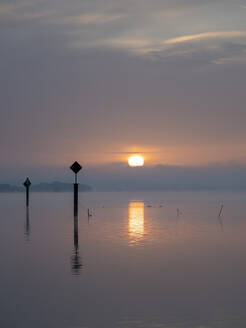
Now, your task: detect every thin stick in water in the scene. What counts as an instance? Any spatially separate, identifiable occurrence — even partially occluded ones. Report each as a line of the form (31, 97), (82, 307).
(218, 204), (224, 218)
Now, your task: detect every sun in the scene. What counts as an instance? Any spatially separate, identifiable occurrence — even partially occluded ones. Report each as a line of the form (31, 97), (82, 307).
(128, 155), (144, 167)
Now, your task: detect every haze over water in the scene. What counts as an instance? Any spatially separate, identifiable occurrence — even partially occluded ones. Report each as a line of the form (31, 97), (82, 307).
(1, 191), (246, 328)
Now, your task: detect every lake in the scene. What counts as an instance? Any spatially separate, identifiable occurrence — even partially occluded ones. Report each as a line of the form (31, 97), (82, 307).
(1, 191), (246, 328)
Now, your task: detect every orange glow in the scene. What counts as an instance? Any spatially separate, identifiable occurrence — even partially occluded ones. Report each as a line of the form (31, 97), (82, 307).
(128, 202), (145, 244)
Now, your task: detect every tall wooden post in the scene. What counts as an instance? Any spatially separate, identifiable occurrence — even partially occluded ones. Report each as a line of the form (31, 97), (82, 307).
(70, 162), (82, 217)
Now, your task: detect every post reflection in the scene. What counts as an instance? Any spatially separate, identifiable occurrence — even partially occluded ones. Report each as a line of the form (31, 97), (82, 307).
(71, 214), (83, 275)
(128, 201), (145, 245)
(24, 207), (30, 242)
(217, 205), (224, 231)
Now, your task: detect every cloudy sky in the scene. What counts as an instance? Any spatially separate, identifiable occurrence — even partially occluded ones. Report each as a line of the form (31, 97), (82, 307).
(1, 0), (246, 187)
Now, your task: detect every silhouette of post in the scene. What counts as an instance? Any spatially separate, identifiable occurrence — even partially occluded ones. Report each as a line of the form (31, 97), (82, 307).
(71, 214), (82, 275)
(25, 207), (30, 241)
(74, 183), (78, 216)
(23, 178), (31, 207)
(70, 161), (82, 217)
(74, 214), (78, 249)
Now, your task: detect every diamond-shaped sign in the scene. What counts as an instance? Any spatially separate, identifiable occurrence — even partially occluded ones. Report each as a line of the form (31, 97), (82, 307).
(23, 178), (31, 187)
(70, 161), (82, 174)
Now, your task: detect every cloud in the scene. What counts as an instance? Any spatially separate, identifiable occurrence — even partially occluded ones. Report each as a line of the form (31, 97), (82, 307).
(78, 33), (246, 67)
(213, 55), (246, 65)
(0, 1), (53, 21)
(0, 3), (14, 14)
(68, 28), (246, 67)
(64, 13), (125, 25)
(164, 31), (246, 45)
(149, 40), (246, 66)
(91, 38), (155, 54)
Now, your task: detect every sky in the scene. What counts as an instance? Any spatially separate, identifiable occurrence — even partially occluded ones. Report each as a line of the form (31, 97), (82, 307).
(1, 0), (246, 188)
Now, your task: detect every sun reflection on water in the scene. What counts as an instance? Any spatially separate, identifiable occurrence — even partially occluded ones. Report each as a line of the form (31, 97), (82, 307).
(128, 201), (145, 245)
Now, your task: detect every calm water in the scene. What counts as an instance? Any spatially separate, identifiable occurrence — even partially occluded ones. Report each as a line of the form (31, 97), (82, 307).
(1, 191), (246, 328)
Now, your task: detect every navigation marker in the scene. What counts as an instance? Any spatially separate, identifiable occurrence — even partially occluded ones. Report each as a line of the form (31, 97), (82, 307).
(70, 161), (82, 216)
(23, 177), (31, 207)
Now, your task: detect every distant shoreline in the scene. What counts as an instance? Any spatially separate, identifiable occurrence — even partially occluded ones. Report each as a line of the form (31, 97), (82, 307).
(0, 182), (92, 193)
(2, 185), (246, 193)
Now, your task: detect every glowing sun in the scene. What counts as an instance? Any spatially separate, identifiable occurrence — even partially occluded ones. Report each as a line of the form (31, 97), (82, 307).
(128, 155), (144, 167)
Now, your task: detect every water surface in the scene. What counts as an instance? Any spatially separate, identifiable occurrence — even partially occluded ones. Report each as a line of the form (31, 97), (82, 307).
(1, 191), (246, 327)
